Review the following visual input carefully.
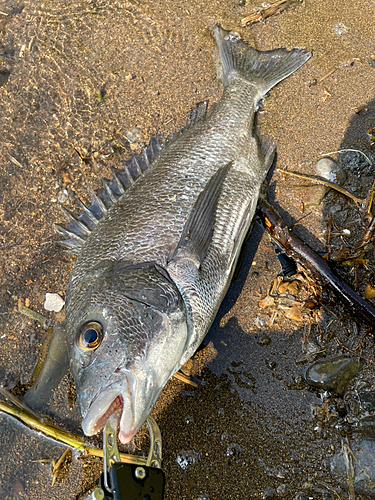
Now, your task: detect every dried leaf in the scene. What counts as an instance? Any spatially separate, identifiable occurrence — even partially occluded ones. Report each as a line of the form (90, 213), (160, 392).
(364, 284), (375, 300)
(259, 295), (275, 309)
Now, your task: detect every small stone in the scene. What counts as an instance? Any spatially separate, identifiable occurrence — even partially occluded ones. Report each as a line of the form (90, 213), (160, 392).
(294, 493), (308, 500)
(176, 451), (200, 470)
(364, 283), (375, 299)
(332, 23), (348, 35)
(303, 157), (346, 209)
(315, 157), (346, 185)
(125, 128), (143, 144)
(57, 188), (69, 203)
(305, 356), (363, 395)
(44, 292), (65, 312)
(262, 487), (277, 499)
(226, 443), (243, 457)
(61, 172), (72, 184)
(359, 390), (375, 411)
(259, 335), (271, 346)
(358, 415), (375, 436)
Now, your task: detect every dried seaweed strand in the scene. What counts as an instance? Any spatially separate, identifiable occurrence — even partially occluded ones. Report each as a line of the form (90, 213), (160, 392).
(257, 198), (375, 328)
(0, 401), (147, 464)
(51, 448), (70, 486)
(342, 443), (356, 500)
(278, 170), (365, 205)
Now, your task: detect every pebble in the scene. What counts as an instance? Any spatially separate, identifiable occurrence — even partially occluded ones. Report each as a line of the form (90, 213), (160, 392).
(125, 128), (143, 144)
(262, 487), (277, 499)
(358, 415), (375, 436)
(294, 493), (308, 500)
(305, 356), (363, 395)
(332, 23), (349, 35)
(258, 335), (271, 346)
(176, 451), (200, 470)
(303, 157), (346, 209)
(57, 188), (69, 203)
(315, 157), (346, 185)
(44, 292), (65, 312)
(359, 390), (375, 411)
(226, 443), (243, 457)
(329, 203), (342, 215)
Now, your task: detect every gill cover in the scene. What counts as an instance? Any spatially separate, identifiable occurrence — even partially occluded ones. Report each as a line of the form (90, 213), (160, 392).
(66, 262), (188, 442)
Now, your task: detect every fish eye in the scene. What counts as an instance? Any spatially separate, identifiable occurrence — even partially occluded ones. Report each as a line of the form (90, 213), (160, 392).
(77, 321), (103, 351)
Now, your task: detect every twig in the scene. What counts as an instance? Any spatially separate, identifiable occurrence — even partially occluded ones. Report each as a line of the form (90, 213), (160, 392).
(18, 304), (50, 329)
(0, 401), (147, 465)
(173, 371), (198, 388)
(241, 0), (302, 26)
(278, 170), (365, 205)
(335, 338), (375, 365)
(257, 198), (375, 328)
(354, 328), (371, 352)
(317, 68), (337, 83)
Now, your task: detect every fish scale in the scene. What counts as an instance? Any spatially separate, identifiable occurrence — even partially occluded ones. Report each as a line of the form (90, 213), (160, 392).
(56, 25), (311, 444)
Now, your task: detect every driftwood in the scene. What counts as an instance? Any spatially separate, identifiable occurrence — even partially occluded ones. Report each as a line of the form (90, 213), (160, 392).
(241, 0), (303, 27)
(257, 198), (375, 328)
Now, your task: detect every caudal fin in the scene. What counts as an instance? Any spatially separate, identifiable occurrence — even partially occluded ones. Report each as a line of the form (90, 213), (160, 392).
(214, 25), (311, 96)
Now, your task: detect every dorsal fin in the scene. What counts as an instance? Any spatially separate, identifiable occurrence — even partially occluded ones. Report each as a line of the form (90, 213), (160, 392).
(55, 103), (210, 255)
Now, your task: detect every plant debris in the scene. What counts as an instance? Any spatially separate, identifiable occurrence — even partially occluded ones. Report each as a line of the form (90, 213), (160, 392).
(241, 0), (303, 27)
(257, 197), (375, 328)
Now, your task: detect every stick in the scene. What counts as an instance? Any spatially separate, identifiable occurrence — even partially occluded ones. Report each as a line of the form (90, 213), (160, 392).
(279, 170), (365, 205)
(257, 198), (375, 328)
(241, 0), (302, 26)
(0, 401), (147, 465)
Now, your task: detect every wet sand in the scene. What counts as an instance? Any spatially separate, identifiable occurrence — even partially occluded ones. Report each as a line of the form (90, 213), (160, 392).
(0, 0), (375, 498)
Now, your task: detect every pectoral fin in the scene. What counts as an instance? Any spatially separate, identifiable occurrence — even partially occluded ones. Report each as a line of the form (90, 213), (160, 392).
(170, 162), (232, 266)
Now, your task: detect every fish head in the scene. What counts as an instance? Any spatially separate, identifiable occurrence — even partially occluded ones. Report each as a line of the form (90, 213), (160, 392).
(66, 261), (188, 443)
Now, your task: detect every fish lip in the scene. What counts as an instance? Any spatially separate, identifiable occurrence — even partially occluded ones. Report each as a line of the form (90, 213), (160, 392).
(81, 375), (135, 440)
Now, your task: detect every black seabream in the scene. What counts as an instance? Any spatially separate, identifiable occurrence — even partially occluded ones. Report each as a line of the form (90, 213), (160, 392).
(57, 26), (311, 444)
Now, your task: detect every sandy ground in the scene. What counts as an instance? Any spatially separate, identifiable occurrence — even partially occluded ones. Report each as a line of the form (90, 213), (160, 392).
(1, 0), (375, 498)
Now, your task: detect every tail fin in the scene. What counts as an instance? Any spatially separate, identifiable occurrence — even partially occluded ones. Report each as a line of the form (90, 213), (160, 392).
(214, 25), (311, 95)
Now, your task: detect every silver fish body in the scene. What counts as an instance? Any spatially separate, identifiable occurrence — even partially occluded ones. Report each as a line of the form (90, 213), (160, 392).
(58, 26), (311, 443)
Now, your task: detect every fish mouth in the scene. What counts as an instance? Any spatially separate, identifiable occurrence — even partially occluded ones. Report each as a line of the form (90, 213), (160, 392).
(81, 376), (137, 444)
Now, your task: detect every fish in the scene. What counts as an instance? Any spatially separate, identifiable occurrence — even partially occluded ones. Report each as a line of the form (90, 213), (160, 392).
(56, 26), (311, 444)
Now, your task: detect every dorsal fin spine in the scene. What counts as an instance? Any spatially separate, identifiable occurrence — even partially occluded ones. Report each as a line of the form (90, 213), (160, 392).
(61, 207), (91, 236)
(104, 181), (118, 203)
(56, 103), (209, 255)
(89, 187), (107, 215)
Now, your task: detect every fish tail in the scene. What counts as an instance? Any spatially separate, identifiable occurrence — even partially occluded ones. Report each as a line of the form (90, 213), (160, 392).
(214, 25), (311, 96)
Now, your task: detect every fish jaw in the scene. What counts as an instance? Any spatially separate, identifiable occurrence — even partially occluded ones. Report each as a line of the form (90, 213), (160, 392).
(80, 367), (162, 444)
(81, 376), (136, 442)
